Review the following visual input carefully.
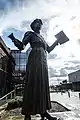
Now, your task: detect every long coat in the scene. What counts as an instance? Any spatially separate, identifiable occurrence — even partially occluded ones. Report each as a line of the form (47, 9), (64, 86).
(21, 31), (51, 115)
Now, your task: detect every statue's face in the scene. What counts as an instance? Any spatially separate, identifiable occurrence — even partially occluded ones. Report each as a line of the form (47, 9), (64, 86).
(33, 22), (42, 33)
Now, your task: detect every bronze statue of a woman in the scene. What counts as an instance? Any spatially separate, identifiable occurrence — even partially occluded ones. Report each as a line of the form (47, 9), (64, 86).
(8, 19), (62, 120)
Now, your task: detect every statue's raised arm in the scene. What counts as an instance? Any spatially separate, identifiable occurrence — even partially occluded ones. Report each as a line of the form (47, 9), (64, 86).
(47, 40), (58, 53)
(8, 31), (31, 50)
(47, 31), (69, 53)
(8, 33), (24, 50)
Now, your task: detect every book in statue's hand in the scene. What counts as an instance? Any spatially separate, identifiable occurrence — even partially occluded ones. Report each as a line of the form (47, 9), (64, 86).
(55, 31), (69, 45)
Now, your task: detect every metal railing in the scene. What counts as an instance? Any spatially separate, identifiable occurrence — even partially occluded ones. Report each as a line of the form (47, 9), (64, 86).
(0, 89), (16, 101)
(0, 84), (24, 105)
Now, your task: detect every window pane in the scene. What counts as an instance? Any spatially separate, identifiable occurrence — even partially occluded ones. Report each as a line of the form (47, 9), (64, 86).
(20, 53), (26, 59)
(20, 59), (26, 65)
(20, 65), (26, 71)
(15, 58), (20, 65)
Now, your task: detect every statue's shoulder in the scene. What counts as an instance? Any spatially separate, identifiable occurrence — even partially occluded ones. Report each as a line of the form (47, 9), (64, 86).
(24, 31), (33, 37)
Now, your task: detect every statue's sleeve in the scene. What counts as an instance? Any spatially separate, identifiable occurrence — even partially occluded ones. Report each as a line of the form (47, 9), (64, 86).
(11, 31), (32, 50)
(46, 41), (58, 53)
(22, 31), (32, 46)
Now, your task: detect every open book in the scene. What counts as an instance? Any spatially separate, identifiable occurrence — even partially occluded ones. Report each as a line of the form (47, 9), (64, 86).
(55, 31), (69, 45)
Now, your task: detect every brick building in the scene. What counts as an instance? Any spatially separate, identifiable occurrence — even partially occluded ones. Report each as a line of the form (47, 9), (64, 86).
(0, 37), (15, 97)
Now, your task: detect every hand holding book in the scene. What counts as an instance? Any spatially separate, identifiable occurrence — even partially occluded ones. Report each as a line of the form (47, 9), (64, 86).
(55, 31), (69, 45)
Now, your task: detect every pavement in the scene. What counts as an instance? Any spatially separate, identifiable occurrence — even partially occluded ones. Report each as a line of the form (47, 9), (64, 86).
(0, 91), (80, 120)
(50, 91), (80, 120)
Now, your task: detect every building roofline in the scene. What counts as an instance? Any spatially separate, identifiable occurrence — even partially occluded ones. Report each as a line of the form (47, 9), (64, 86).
(0, 36), (15, 64)
(68, 70), (80, 76)
(0, 37), (10, 55)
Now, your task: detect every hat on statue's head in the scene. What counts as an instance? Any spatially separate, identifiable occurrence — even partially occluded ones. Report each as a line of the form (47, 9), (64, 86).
(30, 18), (43, 30)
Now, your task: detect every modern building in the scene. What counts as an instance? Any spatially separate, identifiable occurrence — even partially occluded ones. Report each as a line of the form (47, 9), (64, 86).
(68, 70), (80, 91)
(11, 48), (31, 85)
(0, 37), (15, 97)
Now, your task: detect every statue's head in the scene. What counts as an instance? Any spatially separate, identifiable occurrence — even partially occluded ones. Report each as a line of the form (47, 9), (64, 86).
(30, 18), (43, 33)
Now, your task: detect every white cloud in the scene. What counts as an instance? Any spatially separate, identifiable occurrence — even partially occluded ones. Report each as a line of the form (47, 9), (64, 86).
(0, 0), (60, 35)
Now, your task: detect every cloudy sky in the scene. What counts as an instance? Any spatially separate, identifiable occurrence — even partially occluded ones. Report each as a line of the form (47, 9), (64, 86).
(0, 0), (80, 85)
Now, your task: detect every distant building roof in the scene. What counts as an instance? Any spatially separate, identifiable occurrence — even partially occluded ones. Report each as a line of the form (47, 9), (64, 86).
(68, 70), (80, 76)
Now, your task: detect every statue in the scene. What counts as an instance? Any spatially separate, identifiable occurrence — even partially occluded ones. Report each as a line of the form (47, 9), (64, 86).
(8, 18), (67, 120)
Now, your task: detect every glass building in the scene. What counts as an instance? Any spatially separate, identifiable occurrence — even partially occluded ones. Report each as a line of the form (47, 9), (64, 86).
(12, 50), (26, 72)
(11, 48), (31, 84)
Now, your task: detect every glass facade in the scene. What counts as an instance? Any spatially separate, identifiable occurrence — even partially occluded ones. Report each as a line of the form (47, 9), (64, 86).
(11, 50), (27, 72)
(11, 48), (31, 84)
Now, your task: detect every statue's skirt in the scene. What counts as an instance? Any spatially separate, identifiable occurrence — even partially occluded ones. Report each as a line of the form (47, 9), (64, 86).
(21, 47), (51, 115)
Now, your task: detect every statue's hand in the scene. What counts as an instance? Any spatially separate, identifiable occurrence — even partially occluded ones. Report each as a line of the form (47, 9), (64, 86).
(55, 39), (59, 45)
(8, 33), (16, 41)
(8, 33), (23, 50)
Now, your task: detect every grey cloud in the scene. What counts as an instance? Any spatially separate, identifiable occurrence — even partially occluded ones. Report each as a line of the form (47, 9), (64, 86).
(0, 0), (34, 15)
(60, 68), (67, 76)
(53, 24), (59, 30)
(48, 67), (58, 77)
(77, 39), (80, 45)
(45, 0), (56, 3)
(67, 60), (80, 64)
(63, 60), (80, 71)
(64, 65), (80, 71)
(70, 16), (76, 21)
(48, 67), (67, 78)
(21, 20), (31, 30)
(48, 53), (57, 59)
(71, 61), (80, 64)
(48, 66), (68, 78)
(0, 0), (54, 13)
